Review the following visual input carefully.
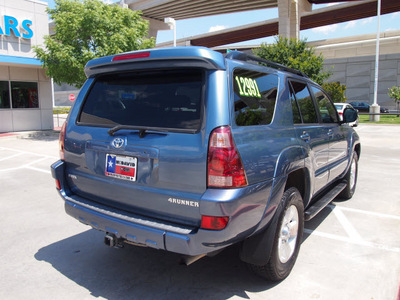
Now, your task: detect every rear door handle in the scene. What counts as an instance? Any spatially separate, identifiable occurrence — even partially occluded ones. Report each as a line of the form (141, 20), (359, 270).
(300, 131), (310, 142)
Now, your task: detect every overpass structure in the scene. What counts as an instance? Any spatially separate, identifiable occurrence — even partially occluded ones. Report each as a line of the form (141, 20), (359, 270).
(123, 0), (310, 40)
(122, 0), (400, 47)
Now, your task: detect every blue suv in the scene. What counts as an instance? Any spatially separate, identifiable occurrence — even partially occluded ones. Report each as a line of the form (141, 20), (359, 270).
(52, 47), (360, 281)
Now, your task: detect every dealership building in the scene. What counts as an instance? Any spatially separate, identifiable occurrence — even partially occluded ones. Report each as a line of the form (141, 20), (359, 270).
(0, 0), (52, 133)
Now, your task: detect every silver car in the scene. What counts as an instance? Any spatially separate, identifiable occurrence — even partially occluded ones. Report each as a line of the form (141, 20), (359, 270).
(335, 103), (359, 127)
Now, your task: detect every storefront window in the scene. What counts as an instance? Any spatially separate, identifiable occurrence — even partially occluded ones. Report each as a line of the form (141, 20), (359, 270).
(11, 82), (38, 108)
(0, 81), (10, 109)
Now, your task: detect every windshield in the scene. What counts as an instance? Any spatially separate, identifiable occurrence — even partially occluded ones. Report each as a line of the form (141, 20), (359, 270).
(79, 69), (204, 131)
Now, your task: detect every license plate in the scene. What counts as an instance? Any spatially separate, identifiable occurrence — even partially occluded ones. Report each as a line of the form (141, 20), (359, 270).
(105, 154), (137, 181)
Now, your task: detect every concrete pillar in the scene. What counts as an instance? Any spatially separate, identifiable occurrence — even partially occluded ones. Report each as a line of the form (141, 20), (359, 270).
(143, 17), (170, 39)
(369, 104), (380, 122)
(278, 0), (311, 39)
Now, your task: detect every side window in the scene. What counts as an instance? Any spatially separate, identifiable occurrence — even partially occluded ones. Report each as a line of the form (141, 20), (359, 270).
(233, 69), (278, 126)
(289, 82), (302, 124)
(290, 81), (318, 123)
(310, 86), (339, 123)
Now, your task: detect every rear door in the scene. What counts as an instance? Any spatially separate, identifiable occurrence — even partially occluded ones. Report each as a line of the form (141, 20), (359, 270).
(309, 85), (348, 182)
(64, 69), (207, 225)
(290, 80), (330, 193)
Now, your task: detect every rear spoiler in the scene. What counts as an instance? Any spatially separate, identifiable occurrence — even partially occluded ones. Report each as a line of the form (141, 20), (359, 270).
(84, 46), (226, 77)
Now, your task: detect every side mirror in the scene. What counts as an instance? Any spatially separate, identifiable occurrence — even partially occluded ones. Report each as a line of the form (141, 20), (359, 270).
(342, 107), (358, 123)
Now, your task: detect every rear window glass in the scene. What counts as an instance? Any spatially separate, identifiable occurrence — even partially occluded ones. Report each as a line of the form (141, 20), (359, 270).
(79, 70), (203, 131)
(233, 69), (278, 126)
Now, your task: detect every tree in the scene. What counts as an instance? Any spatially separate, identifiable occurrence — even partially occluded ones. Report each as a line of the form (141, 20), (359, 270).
(321, 82), (347, 103)
(388, 86), (400, 116)
(253, 36), (331, 85)
(388, 86), (400, 103)
(34, 0), (155, 88)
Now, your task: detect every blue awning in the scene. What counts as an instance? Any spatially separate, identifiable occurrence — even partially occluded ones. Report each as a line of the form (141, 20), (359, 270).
(0, 55), (42, 66)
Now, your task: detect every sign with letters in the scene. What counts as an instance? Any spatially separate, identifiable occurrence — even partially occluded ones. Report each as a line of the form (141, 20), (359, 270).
(0, 15), (33, 39)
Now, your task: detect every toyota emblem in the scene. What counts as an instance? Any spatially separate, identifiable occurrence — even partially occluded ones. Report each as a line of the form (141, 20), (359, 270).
(111, 137), (125, 149)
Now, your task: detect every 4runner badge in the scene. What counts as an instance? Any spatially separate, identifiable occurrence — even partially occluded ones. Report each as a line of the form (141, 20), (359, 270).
(168, 198), (199, 207)
(111, 137), (125, 149)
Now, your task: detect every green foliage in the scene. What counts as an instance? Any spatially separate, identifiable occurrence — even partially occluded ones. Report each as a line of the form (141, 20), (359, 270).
(321, 82), (347, 103)
(34, 0), (155, 88)
(359, 115), (400, 124)
(53, 106), (71, 114)
(388, 86), (400, 102)
(236, 109), (263, 126)
(253, 36), (331, 85)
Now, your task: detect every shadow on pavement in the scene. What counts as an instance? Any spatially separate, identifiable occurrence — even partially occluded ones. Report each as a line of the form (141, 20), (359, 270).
(303, 204), (333, 243)
(18, 131), (60, 142)
(35, 229), (279, 299)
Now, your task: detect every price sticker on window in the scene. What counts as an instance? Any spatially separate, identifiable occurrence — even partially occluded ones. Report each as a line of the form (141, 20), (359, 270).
(235, 76), (262, 98)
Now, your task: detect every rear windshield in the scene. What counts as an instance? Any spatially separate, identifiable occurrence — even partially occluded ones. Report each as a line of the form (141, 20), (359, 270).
(335, 104), (343, 110)
(79, 69), (203, 131)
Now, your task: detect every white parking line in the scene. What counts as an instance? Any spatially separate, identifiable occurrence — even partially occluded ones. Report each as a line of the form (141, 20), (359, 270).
(332, 206), (363, 242)
(22, 157), (49, 168)
(26, 166), (51, 174)
(329, 204), (400, 221)
(0, 146), (58, 159)
(0, 152), (53, 174)
(305, 205), (400, 253)
(0, 152), (23, 162)
(304, 229), (400, 253)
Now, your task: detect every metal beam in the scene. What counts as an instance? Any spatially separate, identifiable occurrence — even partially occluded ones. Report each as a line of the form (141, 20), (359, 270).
(189, 0), (399, 47)
(128, 0), (277, 21)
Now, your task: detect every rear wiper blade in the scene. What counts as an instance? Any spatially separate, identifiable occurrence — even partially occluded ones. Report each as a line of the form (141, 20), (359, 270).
(108, 125), (196, 138)
(108, 125), (150, 137)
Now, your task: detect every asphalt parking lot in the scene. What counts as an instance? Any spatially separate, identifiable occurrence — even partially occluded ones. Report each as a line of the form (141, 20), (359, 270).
(0, 124), (399, 300)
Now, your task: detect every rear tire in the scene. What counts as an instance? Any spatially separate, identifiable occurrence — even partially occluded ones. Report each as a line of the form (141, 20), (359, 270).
(248, 187), (304, 281)
(339, 152), (358, 200)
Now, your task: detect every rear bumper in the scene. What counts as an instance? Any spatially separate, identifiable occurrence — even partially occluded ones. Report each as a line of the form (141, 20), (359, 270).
(52, 160), (275, 256)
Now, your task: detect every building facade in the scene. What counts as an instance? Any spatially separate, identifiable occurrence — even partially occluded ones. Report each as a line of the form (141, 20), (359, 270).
(0, 0), (52, 132)
(311, 31), (400, 107)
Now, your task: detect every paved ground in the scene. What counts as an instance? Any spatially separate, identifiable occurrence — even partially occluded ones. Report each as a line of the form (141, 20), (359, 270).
(0, 124), (399, 300)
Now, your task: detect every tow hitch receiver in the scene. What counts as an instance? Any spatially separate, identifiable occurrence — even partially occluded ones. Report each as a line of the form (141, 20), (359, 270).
(104, 233), (123, 248)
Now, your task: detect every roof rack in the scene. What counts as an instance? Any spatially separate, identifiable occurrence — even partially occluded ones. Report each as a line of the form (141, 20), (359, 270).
(225, 50), (308, 78)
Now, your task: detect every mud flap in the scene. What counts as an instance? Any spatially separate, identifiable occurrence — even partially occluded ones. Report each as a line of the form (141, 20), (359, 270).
(239, 200), (285, 266)
(239, 176), (287, 266)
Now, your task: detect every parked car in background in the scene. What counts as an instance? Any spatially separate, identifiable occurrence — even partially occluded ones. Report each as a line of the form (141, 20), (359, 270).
(349, 101), (389, 113)
(335, 103), (359, 127)
(349, 101), (370, 112)
(380, 106), (390, 113)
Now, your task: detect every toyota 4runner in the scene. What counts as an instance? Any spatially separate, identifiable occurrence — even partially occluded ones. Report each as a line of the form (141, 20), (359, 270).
(51, 47), (360, 281)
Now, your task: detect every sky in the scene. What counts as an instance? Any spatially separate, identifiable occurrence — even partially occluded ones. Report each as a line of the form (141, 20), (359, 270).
(43, 0), (400, 46)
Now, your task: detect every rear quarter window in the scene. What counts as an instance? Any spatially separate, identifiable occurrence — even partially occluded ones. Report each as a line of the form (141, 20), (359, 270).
(233, 69), (278, 126)
(78, 69), (204, 131)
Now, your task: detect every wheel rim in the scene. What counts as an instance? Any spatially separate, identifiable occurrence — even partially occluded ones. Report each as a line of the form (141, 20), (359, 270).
(349, 157), (357, 190)
(278, 205), (299, 264)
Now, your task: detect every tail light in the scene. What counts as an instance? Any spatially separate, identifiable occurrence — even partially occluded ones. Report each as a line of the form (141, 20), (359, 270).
(207, 126), (248, 188)
(201, 215), (229, 230)
(59, 121), (66, 160)
(55, 179), (61, 190)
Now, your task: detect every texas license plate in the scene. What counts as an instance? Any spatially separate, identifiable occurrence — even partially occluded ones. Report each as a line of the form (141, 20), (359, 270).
(105, 154), (137, 181)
